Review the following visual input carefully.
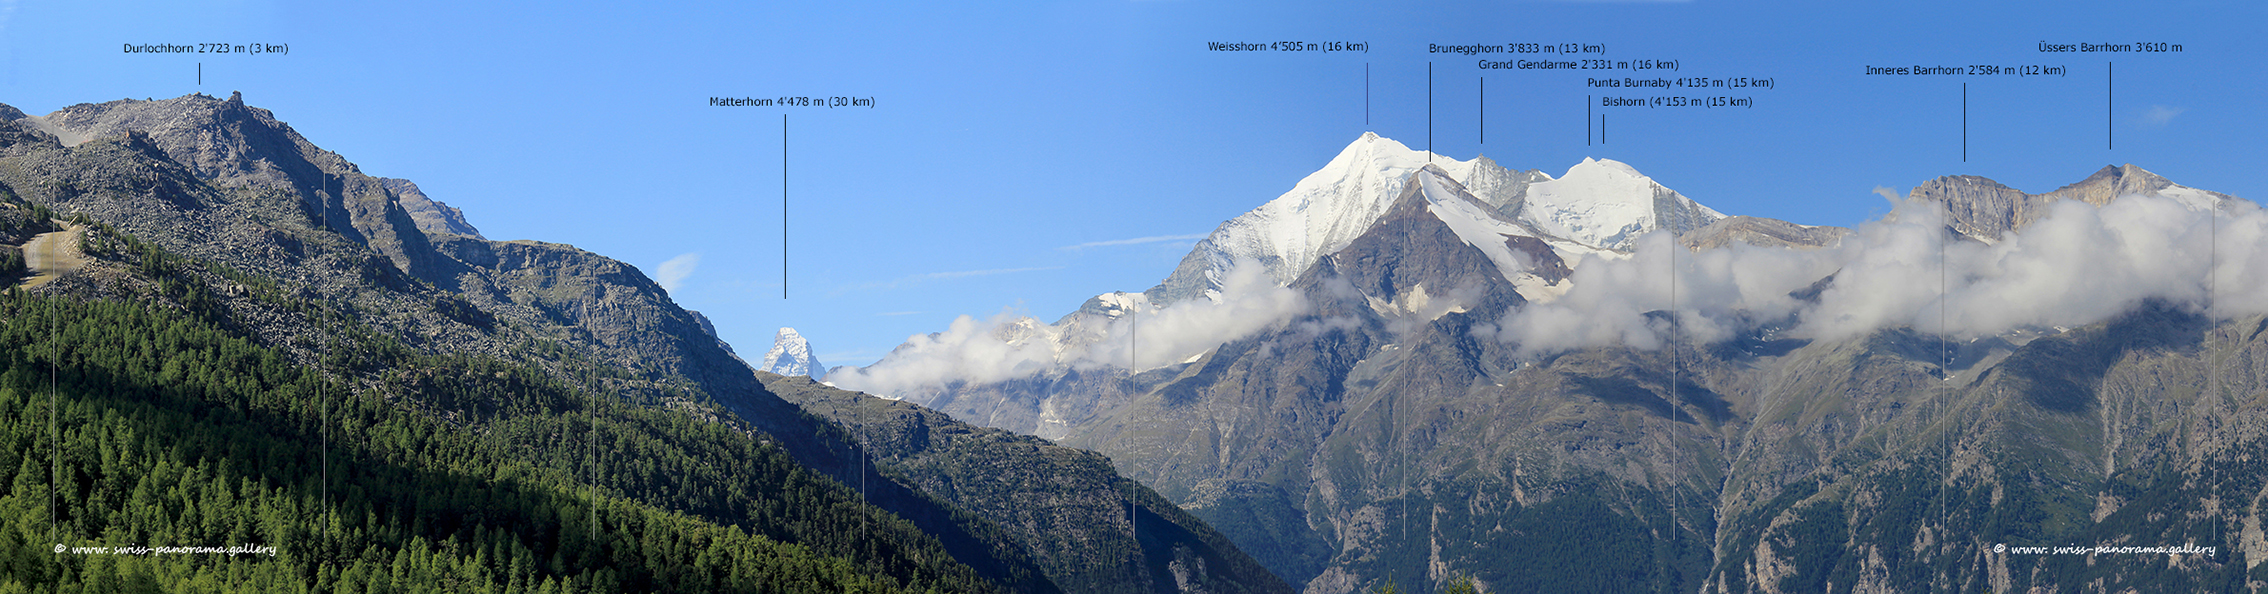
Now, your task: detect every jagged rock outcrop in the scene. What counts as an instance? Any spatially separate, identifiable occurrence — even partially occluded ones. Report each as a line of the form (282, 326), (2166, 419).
(377, 177), (483, 238)
(1911, 164), (2229, 242)
(24, 92), (451, 283)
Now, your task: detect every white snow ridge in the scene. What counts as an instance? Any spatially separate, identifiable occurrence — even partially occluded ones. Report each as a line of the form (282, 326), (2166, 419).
(758, 327), (826, 379)
(1517, 157), (1724, 251)
(1163, 133), (1721, 304)
(1190, 133), (1484, 294)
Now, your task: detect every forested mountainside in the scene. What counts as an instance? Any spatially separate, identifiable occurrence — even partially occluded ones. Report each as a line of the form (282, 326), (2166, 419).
(0, 219), (1021, 592)
(0, 93), (1289, 593)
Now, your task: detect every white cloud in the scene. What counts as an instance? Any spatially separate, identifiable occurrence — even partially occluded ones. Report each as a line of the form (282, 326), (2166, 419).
(655, 253), (700, 293)
(827, 258), (1307, 398)
(1496, 230), (1831, 357)
(1492, 191), (2263, 357)
(1060, 234), (1209, 250)
(829, 191), (2268, 392)
(2143, 105), (2186, 127)
(1073, 260), (1307, 370)
(820, 308), (1065, 397)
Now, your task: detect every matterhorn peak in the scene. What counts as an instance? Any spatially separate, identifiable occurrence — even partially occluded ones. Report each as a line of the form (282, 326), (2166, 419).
(759, 327), (825, 379)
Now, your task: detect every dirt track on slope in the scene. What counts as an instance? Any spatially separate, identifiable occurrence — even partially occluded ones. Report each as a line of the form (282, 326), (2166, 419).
(18, 224), (86, 289)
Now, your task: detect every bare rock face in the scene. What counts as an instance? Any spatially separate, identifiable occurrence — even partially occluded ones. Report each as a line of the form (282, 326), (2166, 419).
(1910, 175), (2049, 242)
(27, 92), (451, 284)
(377, 177), (484, 238)
(1910, 164), (2230, 242)
(2039, 163), (2182, 207)
(1458, 154), (1550, 216)
(1682, 216), (1848, 250)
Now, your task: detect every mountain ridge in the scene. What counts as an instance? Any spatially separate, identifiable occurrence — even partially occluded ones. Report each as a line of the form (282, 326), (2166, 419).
(1909, 163), (2229, 243)
(1147, 133), (1761, 309)
(0, 93), (1293, 594)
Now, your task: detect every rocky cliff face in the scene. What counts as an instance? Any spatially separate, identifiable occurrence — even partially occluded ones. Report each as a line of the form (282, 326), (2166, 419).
(377, 177), (483, 238)
(1910, 164), (2230, 242)
(24, 92), (453, 282)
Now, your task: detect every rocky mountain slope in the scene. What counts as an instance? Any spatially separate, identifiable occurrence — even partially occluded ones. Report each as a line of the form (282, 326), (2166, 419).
(377, 177), (484, 238)
(843, 133), (2266, 593)
(761, 372), (1292, 594)
(0, 93), (1288, 594)
(1912, 163), (2228, 242)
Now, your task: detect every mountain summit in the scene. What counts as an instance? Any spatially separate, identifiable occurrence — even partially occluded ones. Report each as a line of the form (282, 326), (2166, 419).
(1511, 156), (1724, 250)
(1149, 133), (1734, 306)
(1911, 163), (2230, 242)
(760, 327), (825, 379)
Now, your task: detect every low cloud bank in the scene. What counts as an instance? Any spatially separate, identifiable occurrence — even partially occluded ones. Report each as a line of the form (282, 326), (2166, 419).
(827, 259), (1306, 397)
(1073, 261), (1306, 370)
(1493, 192), (2268, 357)
(830, 192), (2268, 394)
(821, 309), (1063, 398)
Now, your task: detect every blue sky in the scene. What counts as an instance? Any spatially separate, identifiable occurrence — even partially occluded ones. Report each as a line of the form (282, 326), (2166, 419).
(3, 0), (2260, 366)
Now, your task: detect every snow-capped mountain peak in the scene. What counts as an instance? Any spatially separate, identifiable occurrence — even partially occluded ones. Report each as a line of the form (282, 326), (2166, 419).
(759, 327), (826, 379)
(1245, 133), (1481, 278)
(1151, 133), (1501, 304)
(1515, 157), (1724, 251)
(1151, 134), (1726, 306)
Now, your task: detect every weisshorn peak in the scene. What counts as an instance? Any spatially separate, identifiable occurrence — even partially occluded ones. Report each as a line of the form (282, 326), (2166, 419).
(759, 327), (825, 379)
